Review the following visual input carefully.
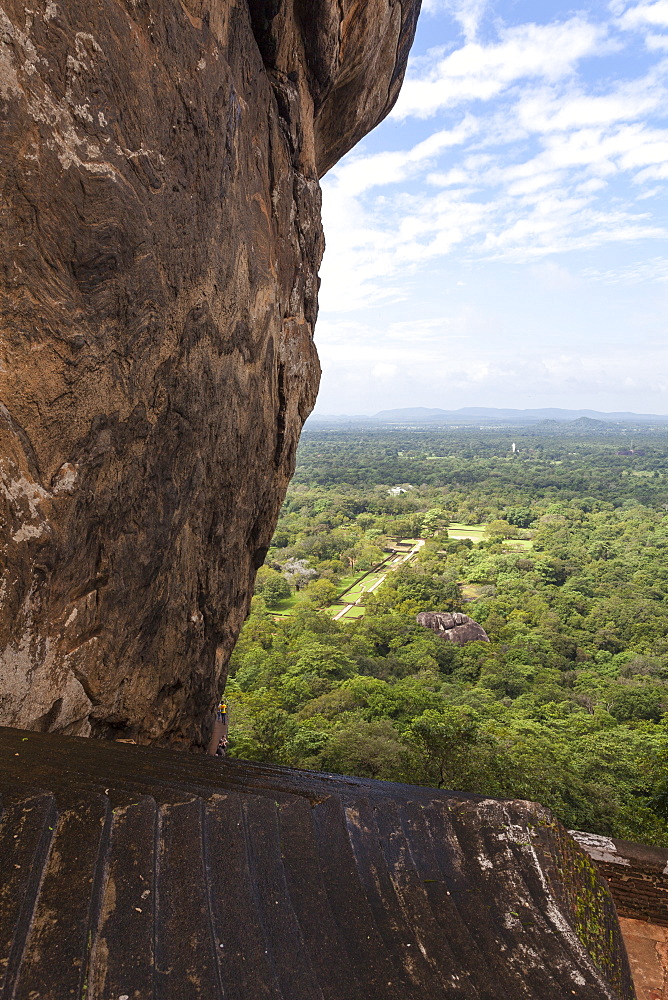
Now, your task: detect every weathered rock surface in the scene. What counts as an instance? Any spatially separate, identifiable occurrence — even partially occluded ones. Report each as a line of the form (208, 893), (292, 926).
(0, 0), (420, 743)
(417, 611), (491, 645)
(0, 725), (636, 999)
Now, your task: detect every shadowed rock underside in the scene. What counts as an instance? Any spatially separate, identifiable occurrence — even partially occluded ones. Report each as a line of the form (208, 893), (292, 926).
(0, 0), (420, 743)
(0, 726), (635, 1000)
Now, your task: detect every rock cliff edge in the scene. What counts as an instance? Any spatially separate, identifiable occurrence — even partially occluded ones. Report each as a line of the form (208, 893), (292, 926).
(0, 0), (421, 742)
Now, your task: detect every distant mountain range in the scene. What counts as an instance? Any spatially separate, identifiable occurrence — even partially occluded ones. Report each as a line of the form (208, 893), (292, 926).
(308, 406), (668, 425)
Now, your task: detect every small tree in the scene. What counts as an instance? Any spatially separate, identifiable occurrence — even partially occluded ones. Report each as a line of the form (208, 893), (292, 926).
(506, 506), (535, 529)
(282, 558), (318, 590)
(404, 707), (492, 789)
(263, 575), (292, 607)
(422, 508), (448, 536)
(342, 547), (362, 572)
(485, 519), (515, 540)
(355, 545), (384, 571)
(303, 578), (339, 607)
(254, 566), (291, 607)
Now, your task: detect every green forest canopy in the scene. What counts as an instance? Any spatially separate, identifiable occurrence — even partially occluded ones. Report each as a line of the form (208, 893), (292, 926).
(226, 424), (668, 846)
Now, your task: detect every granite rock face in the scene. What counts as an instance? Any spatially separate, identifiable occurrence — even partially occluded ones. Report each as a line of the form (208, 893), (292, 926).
(0, 0), (421, 743)
(417, 611), (491, 645)
(0, 726), (637, 1000)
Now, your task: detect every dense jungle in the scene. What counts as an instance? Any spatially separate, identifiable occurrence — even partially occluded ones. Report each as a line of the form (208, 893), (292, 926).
(226, 422), (668, 846)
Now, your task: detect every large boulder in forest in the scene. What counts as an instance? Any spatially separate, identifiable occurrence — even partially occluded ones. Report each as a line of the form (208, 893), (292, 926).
(0, 0), (420, 743)
(417, 611), (490, 645)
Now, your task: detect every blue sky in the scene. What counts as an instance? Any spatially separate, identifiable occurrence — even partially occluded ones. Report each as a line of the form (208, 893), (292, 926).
(313, 0), (668, 415)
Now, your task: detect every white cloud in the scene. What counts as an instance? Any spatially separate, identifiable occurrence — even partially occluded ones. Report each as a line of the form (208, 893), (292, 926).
(320, 15), (668, 311)
(488, 121), (668, 191)
(317, 0), (668, 416)
(320, 97), (668, 308)
(514, 72), (667, 134)
(319, 121), (487, 311)
(422, 0), (489, 41)
(326, 117), (478, 199)
(634, 160), (668, 179)
(617, 0), (668, 30)
(312, 2), (668, 415)
(528, 260), (581, 289)
(372, 363), (399, 379)
(582, 256), (668, 281)
(392, 18), (613, 120)
(314, 334), (668, 414)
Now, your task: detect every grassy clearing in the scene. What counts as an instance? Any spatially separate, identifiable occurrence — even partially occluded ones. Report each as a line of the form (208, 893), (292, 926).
(345, 574), (384, 598)
(340, 606), (365, 619)
(327, 603), (366, 620)
(343, 587), (364, 601)
(336, 566), (391, 598)
(460, 583), (491, 601)
(326, 602), (366, 620)
(502, 539), (534, 551)
(269, 593), (301, 615)
(448, 523), (486, 541)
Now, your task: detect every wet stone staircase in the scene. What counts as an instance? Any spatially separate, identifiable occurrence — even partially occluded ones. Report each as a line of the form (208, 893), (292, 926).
(0, 726), (635, 1000)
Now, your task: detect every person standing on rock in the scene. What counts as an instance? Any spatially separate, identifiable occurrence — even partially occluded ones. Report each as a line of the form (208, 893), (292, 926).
(207, 698), (229, 756)
(216, 700), (229, 756)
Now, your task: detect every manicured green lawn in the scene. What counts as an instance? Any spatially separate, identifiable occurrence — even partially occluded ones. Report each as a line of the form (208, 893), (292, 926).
(447, 523), (532, 548)
(340, 606), (366, 619)
(448, 522), (486, 541)
(327, 603), (366, 620)
(345, 573), (384, 597)
(268, 593), (301, 615)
